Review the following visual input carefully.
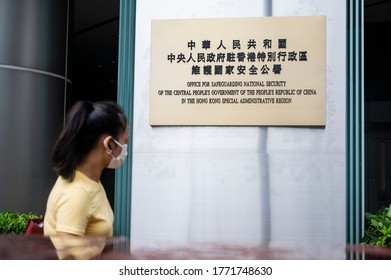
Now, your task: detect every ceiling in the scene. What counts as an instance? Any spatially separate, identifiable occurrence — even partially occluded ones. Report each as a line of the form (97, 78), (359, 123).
(69, 0), (391, 104)
(365, 0), (391, 22)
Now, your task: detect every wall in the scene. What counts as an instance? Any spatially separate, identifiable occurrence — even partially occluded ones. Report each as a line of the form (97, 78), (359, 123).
(130, 0), (346, 249)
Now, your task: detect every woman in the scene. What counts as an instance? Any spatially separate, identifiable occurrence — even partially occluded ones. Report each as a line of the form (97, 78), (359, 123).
(44, 100), (129, 259)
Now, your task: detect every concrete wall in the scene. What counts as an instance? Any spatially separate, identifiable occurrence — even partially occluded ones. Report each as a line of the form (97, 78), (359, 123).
(130, 0), (346, 249)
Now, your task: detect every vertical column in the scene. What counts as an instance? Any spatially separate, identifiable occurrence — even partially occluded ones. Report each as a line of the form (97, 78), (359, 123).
(0, 0), (72, 214)
(346, 0), (364, 248)
(114, 0), (136, 240)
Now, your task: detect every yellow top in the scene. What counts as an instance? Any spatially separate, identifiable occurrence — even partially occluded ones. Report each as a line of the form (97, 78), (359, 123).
(44, 170), (114, 259)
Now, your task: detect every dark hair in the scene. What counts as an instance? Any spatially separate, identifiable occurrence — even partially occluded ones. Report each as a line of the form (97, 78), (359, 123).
(52, 100), (128, 180)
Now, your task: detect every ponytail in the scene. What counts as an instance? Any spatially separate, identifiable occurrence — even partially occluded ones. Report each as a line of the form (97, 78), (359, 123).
(51, 100), (127, 181)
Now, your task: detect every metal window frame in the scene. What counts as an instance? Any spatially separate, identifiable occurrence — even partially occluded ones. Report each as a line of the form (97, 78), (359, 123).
(346, 0), (364, 245)
(114, 0), (136, 239)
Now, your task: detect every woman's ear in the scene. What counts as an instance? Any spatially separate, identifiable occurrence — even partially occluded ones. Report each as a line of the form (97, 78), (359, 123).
(103, 136), (113, 154)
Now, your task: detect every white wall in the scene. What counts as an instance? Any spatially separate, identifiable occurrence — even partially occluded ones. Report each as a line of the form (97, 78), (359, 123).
(131, 0), (346, 250)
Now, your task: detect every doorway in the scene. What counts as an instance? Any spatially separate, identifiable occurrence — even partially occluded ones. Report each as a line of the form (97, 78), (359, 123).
(71, 0), (120, 208)
(364, 0), (391, 213)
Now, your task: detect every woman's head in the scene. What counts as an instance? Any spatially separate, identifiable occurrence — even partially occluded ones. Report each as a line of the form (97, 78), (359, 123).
(52, 100), (128, 180)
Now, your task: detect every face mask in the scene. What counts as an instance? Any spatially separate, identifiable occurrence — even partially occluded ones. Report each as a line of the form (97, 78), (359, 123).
(107, 138), (128, 169)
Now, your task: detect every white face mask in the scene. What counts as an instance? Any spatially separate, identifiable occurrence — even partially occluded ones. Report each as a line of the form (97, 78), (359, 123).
(106, 138), (128, 169)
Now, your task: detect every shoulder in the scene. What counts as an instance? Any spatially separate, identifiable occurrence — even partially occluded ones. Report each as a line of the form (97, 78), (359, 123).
(49, 176), (90, 208)
(50, 172), (102, 206)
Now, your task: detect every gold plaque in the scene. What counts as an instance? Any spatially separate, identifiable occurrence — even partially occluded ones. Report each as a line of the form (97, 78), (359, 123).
(150, 16), (326, 126)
